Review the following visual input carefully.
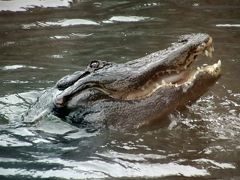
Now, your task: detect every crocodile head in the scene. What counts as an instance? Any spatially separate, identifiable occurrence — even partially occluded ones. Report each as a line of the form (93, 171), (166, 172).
(53, 33), (221, 130)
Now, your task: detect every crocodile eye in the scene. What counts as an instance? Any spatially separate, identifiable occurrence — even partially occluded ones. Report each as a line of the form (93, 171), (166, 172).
(89, 60), (100, 69)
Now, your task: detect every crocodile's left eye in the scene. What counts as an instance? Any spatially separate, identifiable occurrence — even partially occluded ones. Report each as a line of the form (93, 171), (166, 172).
(89, 60), (100, 69)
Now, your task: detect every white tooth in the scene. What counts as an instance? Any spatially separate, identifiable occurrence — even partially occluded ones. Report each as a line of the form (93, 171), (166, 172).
(208, 37), (213, 45)
(162, 80), (166, 84)
(203, 64), (208, 67)
(196, 45), (202, 52)
(210, 46), (214, 52)
(166, 70), (171, 74)
(208, 50), (213, 58)
(204, 50), (209, 57)
(218, 60), (221, 66)
(201, 42), (206, 47)
(197, 67), (201, 70)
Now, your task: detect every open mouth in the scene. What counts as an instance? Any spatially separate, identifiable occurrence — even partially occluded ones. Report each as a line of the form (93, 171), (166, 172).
(119, 36), (221, 100)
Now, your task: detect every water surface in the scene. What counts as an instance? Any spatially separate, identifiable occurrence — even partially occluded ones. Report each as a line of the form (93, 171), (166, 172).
(0, 0), (240, 179)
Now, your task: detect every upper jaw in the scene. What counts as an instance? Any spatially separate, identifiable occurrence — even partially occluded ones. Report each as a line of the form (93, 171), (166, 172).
(112, 34), (220, 100)
(166, 34), (214, 71)
(147, 34), (216, 83)
(126, 34), (212, 78)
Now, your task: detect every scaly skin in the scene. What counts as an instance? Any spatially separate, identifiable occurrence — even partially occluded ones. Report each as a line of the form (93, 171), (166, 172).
(25, 33), (221, 131)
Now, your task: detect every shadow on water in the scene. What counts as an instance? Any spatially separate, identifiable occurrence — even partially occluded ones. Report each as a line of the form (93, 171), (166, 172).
(0, 0), (240, 179)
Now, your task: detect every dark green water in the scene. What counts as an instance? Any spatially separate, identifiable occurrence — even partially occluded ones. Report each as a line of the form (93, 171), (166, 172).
(0, 0), (240, 179)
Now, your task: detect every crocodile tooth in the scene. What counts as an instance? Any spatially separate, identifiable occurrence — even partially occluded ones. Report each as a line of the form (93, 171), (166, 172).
(211, 60), (221, 70)
(204, 50), (209, 57)
(207, 37), (213, 46)
(161, 80), (166, 84)
(206, 47), (212, 58)
(210, 45), (214, 52)
(166, 70), (171, 74)
(208, 50), (213, 58)
(196, 45), (203, 52)
(201, 42), (206, 47)
(197, 67), (201, 70)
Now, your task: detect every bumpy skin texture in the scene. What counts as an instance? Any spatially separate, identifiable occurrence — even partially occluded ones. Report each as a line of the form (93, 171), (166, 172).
(32, 33), (221, 131)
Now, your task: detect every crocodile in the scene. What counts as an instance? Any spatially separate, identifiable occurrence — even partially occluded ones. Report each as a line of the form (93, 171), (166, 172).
(26, 33), (221, 131)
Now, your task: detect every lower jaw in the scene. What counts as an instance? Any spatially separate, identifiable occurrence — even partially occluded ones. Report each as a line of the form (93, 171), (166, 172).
(159, 60), (221, 87)
(124, 60), (221, 101)
(138, 63), (221, 128)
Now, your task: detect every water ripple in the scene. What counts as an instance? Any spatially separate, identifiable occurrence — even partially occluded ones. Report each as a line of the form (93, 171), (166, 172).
(1, 65), (44, 71)
(108, 16), (150, 23)
(32, 158), (209, 178)
(22, 19), (99, 29)
(0, 0), (70, 12)
(216, 24), (240, 27)
(0, 134), (32, 147)
(193, 158), (235, 169)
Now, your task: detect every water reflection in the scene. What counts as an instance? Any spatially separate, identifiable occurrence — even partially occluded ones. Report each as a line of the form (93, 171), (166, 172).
(22, 19), (100, 30)
(0, 0), (70, 12)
